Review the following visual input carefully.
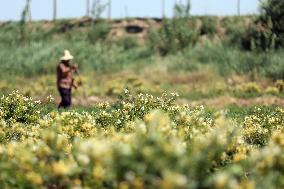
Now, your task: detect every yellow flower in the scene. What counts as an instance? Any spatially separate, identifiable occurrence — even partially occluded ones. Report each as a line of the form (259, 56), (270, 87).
(0, 145), (5, 154)
(233, 153), (247, 163)
(51, 161), (69, 176)
(271, 132), (284, 147)
(49, 111), (57, 119)
(26, 172), (43, 185)
(236, 180), (255, 189)
(72, 178), (82, 186)
(6, 144), (15, 157)
(77, 154), (90, 165)
(118, 182), (129, 189)
(133, 177), (144, 189)
(36, 146), (51, 158)
(92, 165), (105, 180)
(214, 173), (229, 189)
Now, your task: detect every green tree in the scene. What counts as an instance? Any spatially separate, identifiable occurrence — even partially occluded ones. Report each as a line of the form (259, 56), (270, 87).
(242, 0), (284, 50)
(19, 0), (32, 41)
(260, 0), (284, 47)
(148, 0), (198, 55)
(91, 0), (107, 20)
(174, 0), (191, 18)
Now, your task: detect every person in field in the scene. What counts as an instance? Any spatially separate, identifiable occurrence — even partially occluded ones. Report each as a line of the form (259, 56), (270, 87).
(57, 50), (78, 109)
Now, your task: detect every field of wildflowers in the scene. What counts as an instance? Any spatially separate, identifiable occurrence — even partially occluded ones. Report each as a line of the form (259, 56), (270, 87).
(0, 91), (283, 189)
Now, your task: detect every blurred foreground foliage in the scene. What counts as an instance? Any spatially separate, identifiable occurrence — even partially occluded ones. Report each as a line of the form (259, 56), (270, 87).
(0, 91), (284, 189)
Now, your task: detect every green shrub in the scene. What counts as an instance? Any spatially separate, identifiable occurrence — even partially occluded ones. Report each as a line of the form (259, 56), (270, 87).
(233, 82), (262, 98)
(88, 22), (111, 43)
(242, 21), (276, 51)
(169, 43), (284, 79)
(0, 23), (21, 45)
(0, 91), (41, 124)
(222, 17), (251, 47)
(242, 83), (262, 94)
(276, 80), (284, 92)
(265, 86), (279, 95)
(94, 90), (181, 129)
(242, 107), (284, 146)
(200, 17), (217, 36)
(148, 18), (199, 55)
(114, 37), (140, 50)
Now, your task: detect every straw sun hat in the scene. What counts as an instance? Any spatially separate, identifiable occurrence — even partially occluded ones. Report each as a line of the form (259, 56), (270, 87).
(61, 50), (74, 61)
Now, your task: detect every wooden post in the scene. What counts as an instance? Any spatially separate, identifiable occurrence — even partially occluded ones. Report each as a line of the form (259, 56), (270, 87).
(53, 0), (57, 21)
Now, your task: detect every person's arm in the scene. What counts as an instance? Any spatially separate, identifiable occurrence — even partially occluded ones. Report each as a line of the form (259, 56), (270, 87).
(71, 64), (78, 73)
(71, 64), (79, 89)
(71, 78), (78, 89)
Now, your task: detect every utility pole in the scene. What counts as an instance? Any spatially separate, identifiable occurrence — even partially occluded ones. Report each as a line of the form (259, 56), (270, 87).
(108, 0), (112, 20)
(162, 0), (165, 18)
(86, 0), (90, 17)
(237, 0), (241, 16)
(124, 5), (128, 18)
(53, 0), (57, 21)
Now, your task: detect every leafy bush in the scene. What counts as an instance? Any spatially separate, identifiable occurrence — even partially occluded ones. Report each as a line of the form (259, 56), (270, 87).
(242, 21), (276, 51)
(239, 106), (284, 146)
(94, 90), (181, 129)
(233, 82), (262, 98)
(148, 18), (199, 55)
(200, 17), (217, 36)
(114, 36), (140, 50)
(0, 91), (41, 124)
(105, 76), (145, 96)
(88, 22), (111, 43)
(265, 86), (279, 95)
(276, 80), (284, 92)
(241, 82), (262, 94)
(222, 17), (252, 47)
(212, 132), (284, 189)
